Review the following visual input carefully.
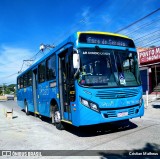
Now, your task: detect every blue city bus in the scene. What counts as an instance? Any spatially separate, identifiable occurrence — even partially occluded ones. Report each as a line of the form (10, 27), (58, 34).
(17, 31), (144, 130)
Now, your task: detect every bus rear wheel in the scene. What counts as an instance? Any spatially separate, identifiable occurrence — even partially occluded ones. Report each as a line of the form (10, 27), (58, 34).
(51, 105), (64, 130)
(24, 101), (29, 116)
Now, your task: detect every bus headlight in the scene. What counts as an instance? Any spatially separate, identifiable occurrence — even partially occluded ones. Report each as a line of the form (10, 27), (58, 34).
(90, 103), (98, 111)
(81, 98), (89, 107)
(80, 97), (99, 112)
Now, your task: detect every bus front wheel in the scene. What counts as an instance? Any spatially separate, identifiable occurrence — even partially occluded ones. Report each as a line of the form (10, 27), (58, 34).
(51, 105), (64, 130)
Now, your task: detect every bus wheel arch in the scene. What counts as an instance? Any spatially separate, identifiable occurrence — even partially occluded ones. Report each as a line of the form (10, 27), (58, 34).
(50, 99), (64, 130)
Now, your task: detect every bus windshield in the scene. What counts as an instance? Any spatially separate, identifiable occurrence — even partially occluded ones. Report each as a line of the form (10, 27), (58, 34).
(78, 48), (141, 87)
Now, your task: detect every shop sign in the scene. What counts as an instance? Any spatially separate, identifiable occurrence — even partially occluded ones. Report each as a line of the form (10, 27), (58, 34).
(139, 47), (160, 64)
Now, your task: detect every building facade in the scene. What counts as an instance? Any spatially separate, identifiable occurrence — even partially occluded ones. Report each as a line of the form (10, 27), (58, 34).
(138, 46), (160, 94)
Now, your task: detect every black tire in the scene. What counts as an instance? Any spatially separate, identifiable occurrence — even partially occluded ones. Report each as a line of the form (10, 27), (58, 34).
(24, 101), (30, 115)
(51, 104), (64, 130)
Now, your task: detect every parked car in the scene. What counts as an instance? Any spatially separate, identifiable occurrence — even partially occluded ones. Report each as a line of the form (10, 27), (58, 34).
(5, 94), (14, 100)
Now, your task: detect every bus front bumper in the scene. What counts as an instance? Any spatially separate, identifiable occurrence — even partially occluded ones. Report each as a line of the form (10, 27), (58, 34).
(74, 103), (144, 127)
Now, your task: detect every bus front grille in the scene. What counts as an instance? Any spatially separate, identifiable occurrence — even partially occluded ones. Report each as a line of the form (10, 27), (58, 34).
(103, 111), (117, 118)
(103, 107), (136, 118)
(96, 89), (138, 99)
(128, 108), (135, 115)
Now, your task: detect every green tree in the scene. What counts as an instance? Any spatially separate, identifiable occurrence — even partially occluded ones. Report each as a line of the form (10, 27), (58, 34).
(8, 84), (16, 93)
(2, 84), (16, 95)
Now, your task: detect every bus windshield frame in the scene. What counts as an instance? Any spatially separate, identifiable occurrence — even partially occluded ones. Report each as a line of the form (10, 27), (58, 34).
(77, 48), (141, 88)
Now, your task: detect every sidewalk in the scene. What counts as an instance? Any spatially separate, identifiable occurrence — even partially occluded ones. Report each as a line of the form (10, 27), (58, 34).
(142, 94), (160, 122)
(0, 95), (7, 102)
(143, 94), (160, 109)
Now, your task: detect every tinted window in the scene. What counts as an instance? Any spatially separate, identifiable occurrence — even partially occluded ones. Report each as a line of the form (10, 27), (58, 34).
(46, 55), (56, 81)
(20, 76), (24, 88)
(78, 48), (141, 87)
(38, 61), (45, 83)
(27, 70), (32, 86)
(17, 78), (20, 89)
(23, 74), (27, 88)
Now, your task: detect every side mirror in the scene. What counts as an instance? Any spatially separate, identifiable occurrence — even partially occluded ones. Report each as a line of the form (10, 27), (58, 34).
(73, 54), (80, 69)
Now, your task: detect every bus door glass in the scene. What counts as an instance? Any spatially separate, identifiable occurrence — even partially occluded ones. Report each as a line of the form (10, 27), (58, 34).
(32, 68), (39, 113)
(59, 47), (74, 122)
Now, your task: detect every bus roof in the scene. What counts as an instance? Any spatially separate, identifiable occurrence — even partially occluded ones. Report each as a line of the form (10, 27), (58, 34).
(77, 31), (131, 39)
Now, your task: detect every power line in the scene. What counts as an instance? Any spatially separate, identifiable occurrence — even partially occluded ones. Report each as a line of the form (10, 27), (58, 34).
(114, 11), (160, 47)
(1, 73), (18, 80)
(134, 30), (160, 41)
(135, 32), (160, 44)
(138, 37), (160, 46)
(18, 61), (25, 73)
(115, 7), (160, 33)
(135, 34), (160, 46)
(29, 50), (41, 61)
(120, 15), (160, 35)
(140, 38), (160, 47)
(123, 17), (160, 36)
(132, 28), (160, 46)
(127, 23), (160, 39)
(19, 59), (35, 73)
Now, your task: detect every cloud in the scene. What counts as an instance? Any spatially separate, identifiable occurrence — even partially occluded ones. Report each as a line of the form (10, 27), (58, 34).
(78, 7), (91, 27)
(81, 7), (90, 18)
(0, 45), (33, 85)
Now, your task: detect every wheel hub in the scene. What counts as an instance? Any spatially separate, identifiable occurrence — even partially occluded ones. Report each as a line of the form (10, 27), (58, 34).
(54, 111), (61, 123)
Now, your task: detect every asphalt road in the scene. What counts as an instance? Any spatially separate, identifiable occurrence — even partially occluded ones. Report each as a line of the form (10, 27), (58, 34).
(0, 100), (160, 159)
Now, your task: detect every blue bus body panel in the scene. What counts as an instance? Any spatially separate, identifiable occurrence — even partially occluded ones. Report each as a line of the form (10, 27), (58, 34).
(17, 88), (25, 109)
(37, 82), (49, 116)
(71, 81), (144, 126)
(77, 43), (137, 52)
(17, 86), (34, 112)
(37, 81), (58, 117)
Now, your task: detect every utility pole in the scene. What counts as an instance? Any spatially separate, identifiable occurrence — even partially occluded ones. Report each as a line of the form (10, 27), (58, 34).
(2, 83), (6, 95)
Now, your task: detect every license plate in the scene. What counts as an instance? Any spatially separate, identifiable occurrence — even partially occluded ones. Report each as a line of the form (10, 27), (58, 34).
(117, 112), (128, 117)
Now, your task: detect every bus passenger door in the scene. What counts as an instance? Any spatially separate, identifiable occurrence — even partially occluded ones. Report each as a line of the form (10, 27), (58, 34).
(59, 47), (74, 122)
(32, 68), (38, 114)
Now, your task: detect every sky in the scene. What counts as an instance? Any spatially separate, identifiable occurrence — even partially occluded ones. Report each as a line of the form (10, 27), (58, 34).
(0, 0), (159, 85)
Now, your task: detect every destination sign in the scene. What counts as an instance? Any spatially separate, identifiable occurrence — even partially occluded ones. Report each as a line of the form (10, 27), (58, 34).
(84, 76), (109, 84)
(79, 33), (135, 48)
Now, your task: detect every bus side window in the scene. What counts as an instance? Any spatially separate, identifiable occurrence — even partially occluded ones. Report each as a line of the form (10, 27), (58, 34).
(17, 78), (20, 89)
(27, 70), (32, 86)
(20, 76), (24, 88)
(38, 61), (46, 83)
(46, 55), (56, 81)
(23, 74), (27, 88)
